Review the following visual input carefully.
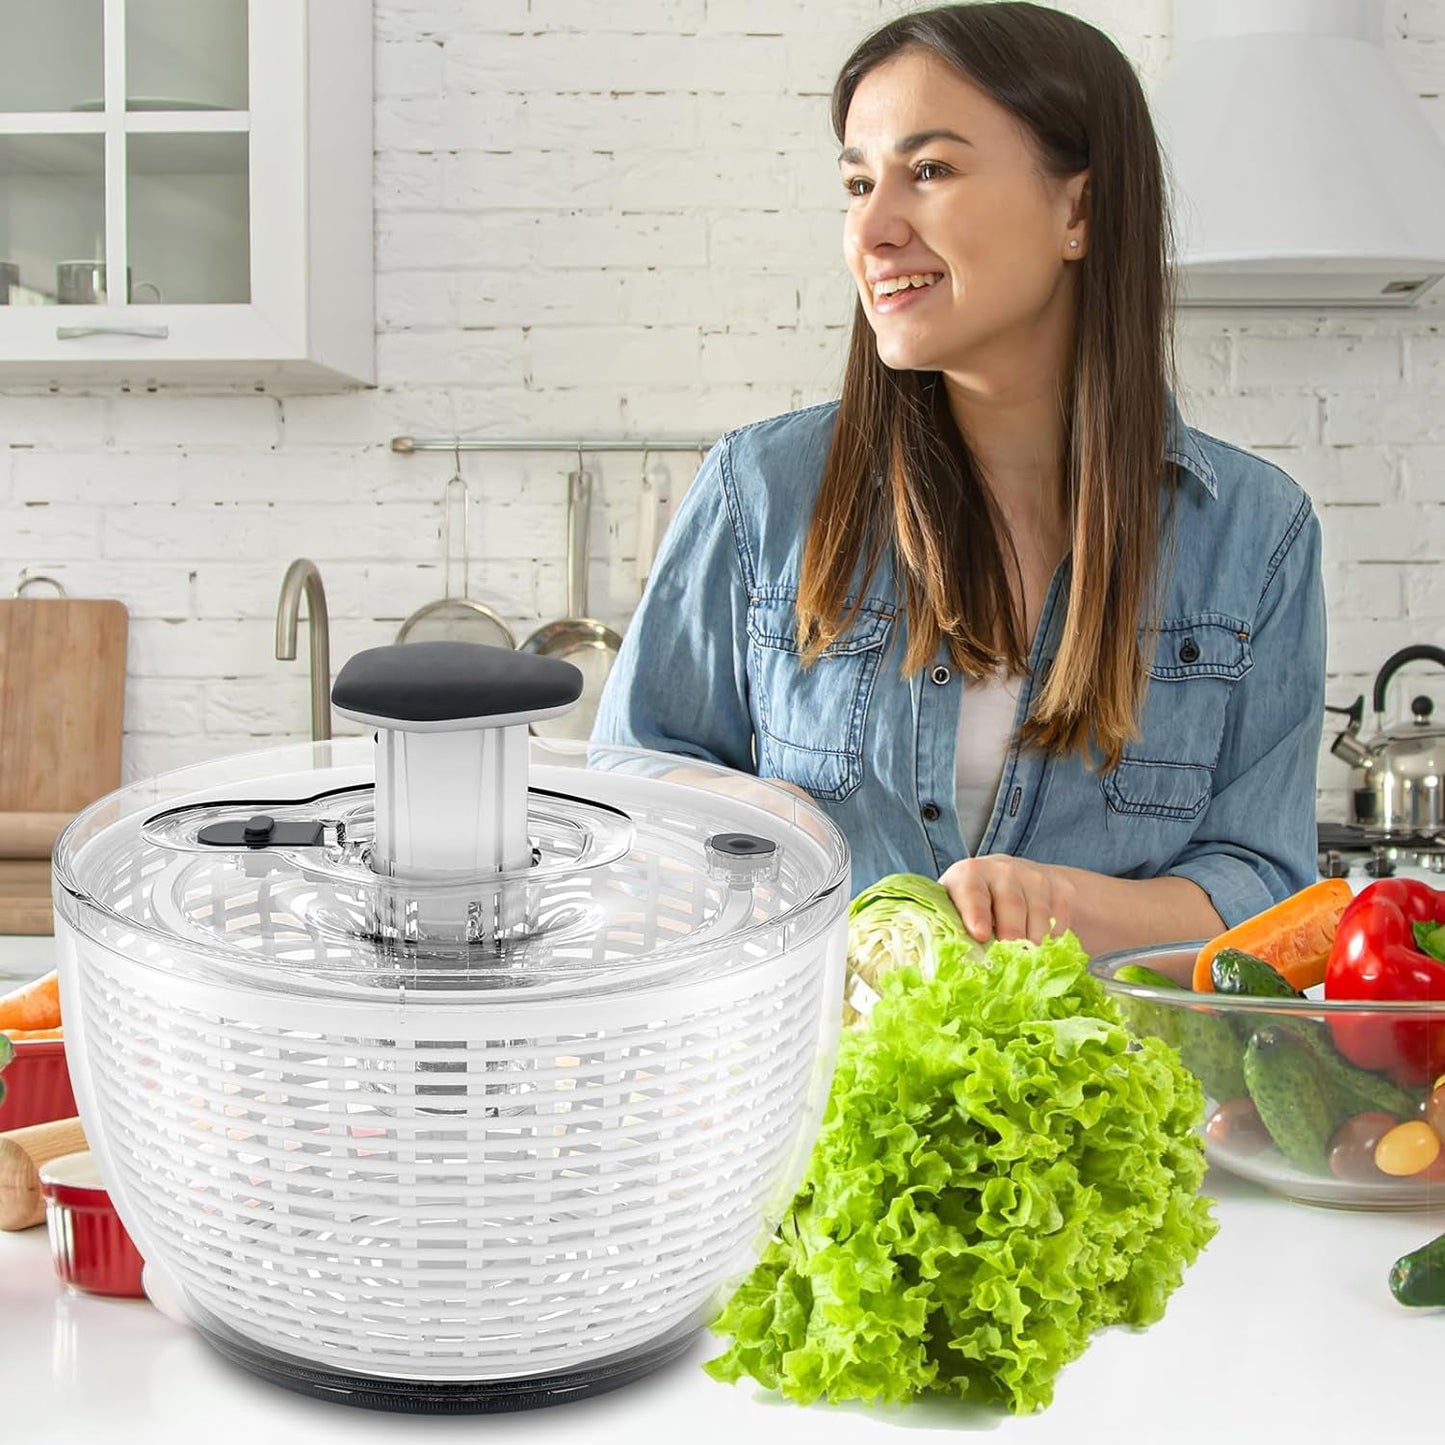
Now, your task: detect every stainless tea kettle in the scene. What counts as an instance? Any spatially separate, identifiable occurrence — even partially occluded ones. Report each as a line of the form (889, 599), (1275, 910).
(1328, 644), (1445, 833)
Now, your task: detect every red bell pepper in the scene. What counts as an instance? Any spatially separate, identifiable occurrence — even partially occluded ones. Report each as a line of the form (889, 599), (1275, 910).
(1323, 878), (1445, 1085)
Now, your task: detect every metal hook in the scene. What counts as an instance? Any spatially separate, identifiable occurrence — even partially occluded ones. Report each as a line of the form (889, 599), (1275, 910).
(636, 449), (659, 598)
(570, 444), (590, 515)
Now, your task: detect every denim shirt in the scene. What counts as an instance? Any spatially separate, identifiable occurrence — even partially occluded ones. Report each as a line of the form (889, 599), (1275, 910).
(593, 400), (1326, 925)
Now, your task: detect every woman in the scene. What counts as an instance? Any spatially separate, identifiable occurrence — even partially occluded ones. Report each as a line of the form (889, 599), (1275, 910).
(594, 2), (1325, 955)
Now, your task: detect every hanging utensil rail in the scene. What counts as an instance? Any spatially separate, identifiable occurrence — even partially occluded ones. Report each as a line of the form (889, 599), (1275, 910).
(390, 436), (715, 454)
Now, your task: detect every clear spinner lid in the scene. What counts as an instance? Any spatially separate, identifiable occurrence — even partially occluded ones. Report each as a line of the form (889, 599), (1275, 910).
(54, 643), (849, 1004)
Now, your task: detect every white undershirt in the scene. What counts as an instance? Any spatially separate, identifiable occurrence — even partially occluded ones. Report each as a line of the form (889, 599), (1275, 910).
(954, 671), (1023, 853)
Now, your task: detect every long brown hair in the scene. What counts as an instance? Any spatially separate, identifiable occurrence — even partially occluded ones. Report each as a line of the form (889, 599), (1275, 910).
(799, 1), (1175, 769)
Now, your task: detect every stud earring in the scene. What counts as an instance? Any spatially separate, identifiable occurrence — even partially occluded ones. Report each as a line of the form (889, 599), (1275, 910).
(1068, 239), (1080, 249)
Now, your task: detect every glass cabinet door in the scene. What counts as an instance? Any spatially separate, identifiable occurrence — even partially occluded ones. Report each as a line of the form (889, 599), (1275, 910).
(0, 0), (251, 309)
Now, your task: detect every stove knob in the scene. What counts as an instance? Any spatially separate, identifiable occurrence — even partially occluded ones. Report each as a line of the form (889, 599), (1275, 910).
(1321, 849), (1349, 879)
(1365, 847), (1397, 879)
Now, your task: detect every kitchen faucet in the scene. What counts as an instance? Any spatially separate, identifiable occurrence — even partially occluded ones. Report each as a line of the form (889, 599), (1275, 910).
(275, 558), (332, 742)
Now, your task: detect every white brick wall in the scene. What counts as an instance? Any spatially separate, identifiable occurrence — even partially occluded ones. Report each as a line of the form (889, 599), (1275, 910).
(2, 0), (1442, 820)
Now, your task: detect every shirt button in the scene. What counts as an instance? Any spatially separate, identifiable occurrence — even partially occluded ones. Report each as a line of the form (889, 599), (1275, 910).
(1179, 638), (1201, 664)
(930, 665), (951, 685)
(921, 802), (941, 823)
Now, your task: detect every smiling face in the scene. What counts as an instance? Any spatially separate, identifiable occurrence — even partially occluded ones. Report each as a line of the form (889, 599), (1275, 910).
(840, 49), (1089, 385)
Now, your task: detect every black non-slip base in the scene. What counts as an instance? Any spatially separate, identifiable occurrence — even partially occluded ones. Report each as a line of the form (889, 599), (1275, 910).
(194, 1312), (700, 1414)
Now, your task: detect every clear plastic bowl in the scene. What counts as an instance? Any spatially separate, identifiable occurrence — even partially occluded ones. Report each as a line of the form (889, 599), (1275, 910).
(1091, 943), (1445, 1211)
(51, 735), (850, 1406)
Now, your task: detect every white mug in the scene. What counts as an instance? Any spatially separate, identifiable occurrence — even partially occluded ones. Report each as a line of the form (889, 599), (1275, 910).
(55, 261), (162, 305)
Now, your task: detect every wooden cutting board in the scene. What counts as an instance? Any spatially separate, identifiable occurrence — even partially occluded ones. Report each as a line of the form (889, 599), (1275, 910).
(0, 598), (129, 934)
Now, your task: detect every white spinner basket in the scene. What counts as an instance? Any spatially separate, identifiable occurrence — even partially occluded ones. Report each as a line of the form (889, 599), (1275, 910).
(61, 910), (841, 1383)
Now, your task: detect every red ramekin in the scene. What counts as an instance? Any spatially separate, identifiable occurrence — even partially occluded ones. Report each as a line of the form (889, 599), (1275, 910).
(39, 1151), (146, 1299)
(0, 1038), (78, 1131)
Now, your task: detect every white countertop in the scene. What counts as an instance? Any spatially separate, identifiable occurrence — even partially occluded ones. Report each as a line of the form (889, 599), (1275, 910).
(3, 937), (1442, 1444)
(0, 1171), (1440, 1445)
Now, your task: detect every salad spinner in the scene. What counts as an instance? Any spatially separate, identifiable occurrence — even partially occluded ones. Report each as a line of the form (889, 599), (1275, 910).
(52, 643), (849, 1412)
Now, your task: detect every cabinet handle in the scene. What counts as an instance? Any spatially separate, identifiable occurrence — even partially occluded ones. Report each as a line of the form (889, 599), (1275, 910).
(56, 325), (170, 341)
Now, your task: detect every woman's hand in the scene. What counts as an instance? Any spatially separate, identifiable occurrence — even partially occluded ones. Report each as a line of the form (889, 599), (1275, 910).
(937, 858), (1226, 955)
(938, 855), (1077, 945)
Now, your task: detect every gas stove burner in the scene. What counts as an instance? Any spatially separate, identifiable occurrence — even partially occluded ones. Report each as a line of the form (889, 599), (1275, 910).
(1317, 820), (1445, 878)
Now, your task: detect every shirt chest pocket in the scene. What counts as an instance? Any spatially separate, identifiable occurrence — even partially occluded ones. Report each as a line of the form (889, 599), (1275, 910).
(746, 595), (893, 802)
(1102, 614), (1254, 822)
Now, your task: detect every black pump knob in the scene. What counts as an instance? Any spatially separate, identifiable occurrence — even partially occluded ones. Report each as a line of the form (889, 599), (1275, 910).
(332, 642), (583, 730)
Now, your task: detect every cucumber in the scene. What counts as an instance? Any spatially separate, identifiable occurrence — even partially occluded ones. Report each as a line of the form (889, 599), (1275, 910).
(1112, 959), (1250, 1101)
(1207, 948), (1420, 1124)
(1112, 961), (1246, 1095)
(1113, 963), (1185, 1051)
(1178, 1013), (1249, 1102)
(1242, 1027), (1335, 1175)
(1211, 948), (1304, 999)
(1115, 963), (1182, 989)
(1282, 1022), (1420, 1124)
(1389, 1230), (1445, 1308)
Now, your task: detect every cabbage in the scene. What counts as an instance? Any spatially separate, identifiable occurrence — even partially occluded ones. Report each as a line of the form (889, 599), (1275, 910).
(705, 930), (1216, 1414)
(843, 872), (983, 1026)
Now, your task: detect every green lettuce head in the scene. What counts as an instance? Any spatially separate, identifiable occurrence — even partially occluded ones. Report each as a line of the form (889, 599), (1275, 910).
(706, 931), (1216, 1415)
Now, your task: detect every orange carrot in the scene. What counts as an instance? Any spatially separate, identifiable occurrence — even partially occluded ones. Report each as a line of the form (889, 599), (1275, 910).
(1192, 878), (1354, 993)
(0, 970), (62, 1033)
(1, 1026), (64, 1041)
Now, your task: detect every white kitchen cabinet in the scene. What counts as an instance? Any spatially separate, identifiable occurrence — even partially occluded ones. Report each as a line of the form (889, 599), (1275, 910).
(0, 0), (373, 388)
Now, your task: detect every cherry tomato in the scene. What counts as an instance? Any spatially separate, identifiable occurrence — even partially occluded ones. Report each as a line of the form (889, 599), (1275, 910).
(1426, 1083), (1445, 1141)
(1327, 1111), (1399, 1182)
(1412, 1148), (1445, 1183)
(1205, 1097), (1273, 1157)
(1374, 1120), (1443, 1177)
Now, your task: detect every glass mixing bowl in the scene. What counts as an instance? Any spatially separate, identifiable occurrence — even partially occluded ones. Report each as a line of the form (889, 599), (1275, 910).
(1091, 944), (1445, 1211)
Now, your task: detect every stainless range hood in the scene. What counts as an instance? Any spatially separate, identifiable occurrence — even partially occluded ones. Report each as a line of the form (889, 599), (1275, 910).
(1152, 0), (1445, 308)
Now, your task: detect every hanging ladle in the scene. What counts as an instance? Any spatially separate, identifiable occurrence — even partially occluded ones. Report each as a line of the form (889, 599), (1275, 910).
(396, 447), (516, 648)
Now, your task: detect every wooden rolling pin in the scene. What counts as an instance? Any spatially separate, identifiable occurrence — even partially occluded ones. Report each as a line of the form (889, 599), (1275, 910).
(0, 1116), (87, 1230)
(0, 812), (71, 860)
